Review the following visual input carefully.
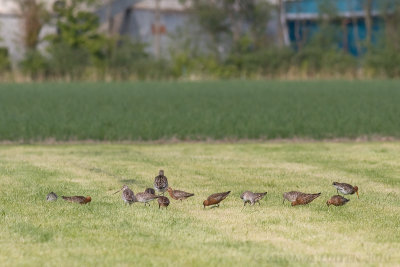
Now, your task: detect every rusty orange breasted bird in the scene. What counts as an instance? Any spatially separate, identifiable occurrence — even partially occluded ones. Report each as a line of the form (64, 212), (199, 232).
(203, 191), (230, 208)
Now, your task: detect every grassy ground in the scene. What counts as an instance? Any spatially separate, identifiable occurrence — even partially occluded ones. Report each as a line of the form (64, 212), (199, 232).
(0, 142), (399, 266)
(1, 80), (400, 141)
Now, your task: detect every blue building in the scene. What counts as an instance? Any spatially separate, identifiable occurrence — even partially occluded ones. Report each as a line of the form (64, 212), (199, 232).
(283, 0), (393, 55)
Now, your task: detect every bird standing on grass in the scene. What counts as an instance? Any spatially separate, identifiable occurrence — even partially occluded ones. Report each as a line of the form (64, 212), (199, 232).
(332, 182), (359, 198)
(154, 170), (168, 195)
(167, 187), (194, 201)
(46, 192), (58, 202)
(291, 192), (321, 206)
(62, 196), (92, 205)
(327, 195), (350, 206)
(240, 191), (267, 206)
(203, 191), (230, 208)
(158, 196), (170, 209)
(113, 185), (135, 205)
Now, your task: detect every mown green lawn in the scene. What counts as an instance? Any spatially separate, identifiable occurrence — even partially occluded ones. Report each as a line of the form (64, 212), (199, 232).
(0, 142), (399, 266)
(1, 80), (400, 141)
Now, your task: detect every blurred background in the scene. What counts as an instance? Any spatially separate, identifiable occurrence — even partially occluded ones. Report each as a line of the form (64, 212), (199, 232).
(0, 0), (399, 81)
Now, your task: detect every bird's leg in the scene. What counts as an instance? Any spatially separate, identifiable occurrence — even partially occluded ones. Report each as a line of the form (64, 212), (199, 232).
(282, 199), (285, 204)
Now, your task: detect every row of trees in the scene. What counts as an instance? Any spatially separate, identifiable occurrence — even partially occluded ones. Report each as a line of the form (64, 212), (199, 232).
(2, 0), (400, 80)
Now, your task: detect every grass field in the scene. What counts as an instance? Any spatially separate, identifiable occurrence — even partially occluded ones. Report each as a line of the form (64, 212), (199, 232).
(1, 80), (400, 141)
(0, 143), (399, 266)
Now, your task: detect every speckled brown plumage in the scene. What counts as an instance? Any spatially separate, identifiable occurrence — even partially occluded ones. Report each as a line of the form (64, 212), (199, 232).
(62, 195), (91, 205)
(282, 191), (303, 204)
(291, 193), (321, 206)
(167, 187), (194, 201)
(158, 196), (170, 209)
(327, 195), (350, 206)
(240, 191), (267, 206)
(203, 191), (230, 208)
(113, 185), (135, 205)
(333, 182), (359, 198)
(145, 188), (156, 195)
(154, 170), (168, 195)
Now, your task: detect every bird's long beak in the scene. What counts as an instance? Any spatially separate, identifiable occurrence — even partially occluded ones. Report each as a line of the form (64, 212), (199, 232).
(113, 188), (122, 195)
(356, 191), (359, 199)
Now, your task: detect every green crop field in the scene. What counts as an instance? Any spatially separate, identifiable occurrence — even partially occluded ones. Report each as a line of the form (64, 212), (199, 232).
(0, 143), (399, 266)
(1, 80), (400, 141)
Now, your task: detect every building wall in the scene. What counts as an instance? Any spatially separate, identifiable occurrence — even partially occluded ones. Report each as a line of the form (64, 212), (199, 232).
(284, 0), (387, 56)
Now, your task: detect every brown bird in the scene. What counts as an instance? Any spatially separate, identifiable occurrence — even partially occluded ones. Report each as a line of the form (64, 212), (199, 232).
(327, 195), (350, 206)
(154, 170), (168, 195)
(113, 185), (135, 205)
(291, 193), (321, 206)
(62, 196), (91, 205)
(240, 191), (267, 206)
(134, 192), (159, 206)
(282, 191), (303, 204)
(167, 187), (194, 201)
(332, 182), (359, 198)
(203, 191), (230, 208)
(145, 188), (156, 195)
(158, 196), (170, 209)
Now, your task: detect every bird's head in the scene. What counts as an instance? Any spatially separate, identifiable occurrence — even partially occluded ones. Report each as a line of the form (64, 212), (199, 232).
(203, 200), (208, 208)
(354, 186), (359, 198)
(167, 187), (172, 192)
(326, 200), (331, 206)
(159, 170), (164, 176)
(113, 185), (128, 195)
(85, 196), (92, 203)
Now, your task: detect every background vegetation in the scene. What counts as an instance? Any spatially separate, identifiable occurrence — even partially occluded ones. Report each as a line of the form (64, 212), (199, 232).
(0, 143), (399, 265)
(0, 0), (399, 81)
(1, 81), (399, 142)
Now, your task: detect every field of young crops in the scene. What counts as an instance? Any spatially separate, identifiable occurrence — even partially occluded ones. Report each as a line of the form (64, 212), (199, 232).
(1, 80), (400, 141)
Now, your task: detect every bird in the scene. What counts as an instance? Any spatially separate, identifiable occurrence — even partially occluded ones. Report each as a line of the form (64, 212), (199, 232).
(203, 191), (230, 208)
(282, 191), (303, 204)
(167, 187), (194, 201)
(291, 193), (321, 206)
(327, 195), (350, 206)
(145, 188), (156, 195)
(46, 192), (58, 202)
(332, 182), (359, 198)
(154, 170), (168, 195)
(62, 196), (91, 205)
(240, 191), (267, 206)
(113, 185), (135, 205)
(158, 196), (170, 209)
(134, 192), (159, 206)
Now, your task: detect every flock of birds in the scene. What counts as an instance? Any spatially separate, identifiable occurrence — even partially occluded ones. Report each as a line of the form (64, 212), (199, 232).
(46, 170), (360, 209)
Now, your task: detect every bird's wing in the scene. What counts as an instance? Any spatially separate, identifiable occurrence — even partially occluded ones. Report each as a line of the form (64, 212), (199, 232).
(174, 190), (194, 198)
